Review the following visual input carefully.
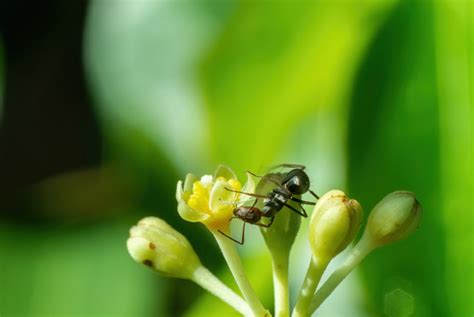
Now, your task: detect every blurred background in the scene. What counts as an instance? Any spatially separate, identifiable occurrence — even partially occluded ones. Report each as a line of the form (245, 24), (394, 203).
(0, 0), (472, 316)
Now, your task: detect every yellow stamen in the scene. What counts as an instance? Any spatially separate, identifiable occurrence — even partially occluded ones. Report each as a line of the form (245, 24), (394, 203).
(227, 179), (242, 192)
(185, 176), (243, 231)
(188, 181), (211, 214)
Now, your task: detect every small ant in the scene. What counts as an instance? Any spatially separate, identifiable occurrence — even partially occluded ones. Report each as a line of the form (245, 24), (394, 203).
(218, 199), (273, 245)
(218, 164), (319, 244)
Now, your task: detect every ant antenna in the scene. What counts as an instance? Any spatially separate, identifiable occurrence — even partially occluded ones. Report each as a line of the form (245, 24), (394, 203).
(225, 187), (268, 199)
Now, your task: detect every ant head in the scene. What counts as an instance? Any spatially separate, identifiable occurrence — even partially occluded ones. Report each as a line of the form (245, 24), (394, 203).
(283, 169), (310, 195)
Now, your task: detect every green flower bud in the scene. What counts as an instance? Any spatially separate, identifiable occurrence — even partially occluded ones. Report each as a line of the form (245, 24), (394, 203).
(259, 172), (301, 256)
(309, 190), (363, 262)
(307, 192), (423, 314)
(365, 191), (422, 247)
(127, 217), (201, 279)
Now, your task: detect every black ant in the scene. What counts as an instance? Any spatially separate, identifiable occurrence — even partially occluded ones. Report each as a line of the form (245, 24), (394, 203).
(218, 164), (319, 244)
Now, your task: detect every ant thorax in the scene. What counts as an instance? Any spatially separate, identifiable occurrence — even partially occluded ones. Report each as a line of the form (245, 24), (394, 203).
(263, 192), (286, 205)
(273, 192), (288, 204)
(272, 187), (291, 202)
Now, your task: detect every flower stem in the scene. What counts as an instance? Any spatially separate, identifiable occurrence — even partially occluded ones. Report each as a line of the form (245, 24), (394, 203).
(292, 256), (329, 317)
(271, 253), (290, 317)
(211, 229), (270, 317)
(308, 236), (375, 314)
(192, 265), (252, 316)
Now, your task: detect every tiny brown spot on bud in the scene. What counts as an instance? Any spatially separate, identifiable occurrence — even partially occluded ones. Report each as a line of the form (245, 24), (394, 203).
(149, 242), (156, 250)
(143, 259), (153, 267)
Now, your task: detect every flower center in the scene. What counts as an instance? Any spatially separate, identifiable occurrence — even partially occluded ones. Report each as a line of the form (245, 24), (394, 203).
(187, 175), (242, 217)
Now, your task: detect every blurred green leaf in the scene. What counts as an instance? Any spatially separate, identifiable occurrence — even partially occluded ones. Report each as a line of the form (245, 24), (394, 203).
(84, 0), (236, 174)
(200, 0), (398, 172)
(0, 220), (162, 317)
(83, 1), (223, 277)
(347, 1), (451, 316)
(435, 0), (473, 315)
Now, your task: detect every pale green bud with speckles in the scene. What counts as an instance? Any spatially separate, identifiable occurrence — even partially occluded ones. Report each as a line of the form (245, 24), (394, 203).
(127, 217), (201, 279)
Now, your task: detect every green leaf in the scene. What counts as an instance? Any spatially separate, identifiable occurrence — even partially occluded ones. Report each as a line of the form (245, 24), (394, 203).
(0, 219), (161, 316)
(347, 1), (455, 315)
(434, 0), (474, 315)
(200, 0), (399, 172)
(84, 0), (236, 173)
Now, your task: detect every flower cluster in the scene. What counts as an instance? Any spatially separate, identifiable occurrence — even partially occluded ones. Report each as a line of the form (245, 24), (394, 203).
(127, 165), (422, 317)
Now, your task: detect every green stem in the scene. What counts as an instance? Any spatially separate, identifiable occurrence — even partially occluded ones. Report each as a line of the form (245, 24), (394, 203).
(271, 254), (290, 317)
(308, 236), (375, 314)
(292, 256), (329, 317)
(192, 265), (252, 316)
(211, 229), (270, 317)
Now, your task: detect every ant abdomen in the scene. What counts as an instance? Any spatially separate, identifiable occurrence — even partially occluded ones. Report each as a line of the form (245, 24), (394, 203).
(233, 206), (262, 224)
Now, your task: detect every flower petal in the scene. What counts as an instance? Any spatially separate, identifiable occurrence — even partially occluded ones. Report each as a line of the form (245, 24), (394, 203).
(239, 172), (257, 203)
(177, 199), (209, 223)
(209, 179), (237, 213)
(177, 174), (198, 203)
(213, 164), (237, 181)
(183, 173), (198, 192)
(176, 180), (184, 202)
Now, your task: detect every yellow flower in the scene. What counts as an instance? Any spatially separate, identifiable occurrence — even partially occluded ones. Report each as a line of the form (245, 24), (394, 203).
(176, 165), (256, 231)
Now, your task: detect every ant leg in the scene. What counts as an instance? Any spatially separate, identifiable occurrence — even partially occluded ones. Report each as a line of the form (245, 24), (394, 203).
(250, 198), (259, 208)
(255, 216), (275, 228)
(246, 171), (282, 187)
(290, 196), (316, 206)
(218, 220), (246, 245)
(309, 189), (320, 200)
(225, 187), (267, 199)
(284, 202), (308, 218)
(239, 221), (246, 245)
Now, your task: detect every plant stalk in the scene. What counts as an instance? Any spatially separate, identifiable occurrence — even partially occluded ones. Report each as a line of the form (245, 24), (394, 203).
(271, 253), (290, 317)
(308, 236), (375, 314)
(192, 265), (252, 316)
(211, 229), (270, 317)
(292, 256), (329, 317)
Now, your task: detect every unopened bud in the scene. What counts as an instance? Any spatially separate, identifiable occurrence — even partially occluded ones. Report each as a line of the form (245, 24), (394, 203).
(364, 191), (422, 247)
(127, 217), (201, 278)
(259, 172), (301, 256)
(309, 190), (363, 261)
